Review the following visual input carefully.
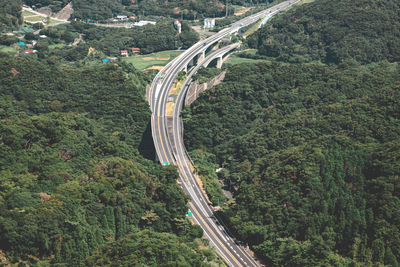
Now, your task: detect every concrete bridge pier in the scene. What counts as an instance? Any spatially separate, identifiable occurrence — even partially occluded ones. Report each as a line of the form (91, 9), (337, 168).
(216, 56), (223, 69)
(198, 51), (206, 64)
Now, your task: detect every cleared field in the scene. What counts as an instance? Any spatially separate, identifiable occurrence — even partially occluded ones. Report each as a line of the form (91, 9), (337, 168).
(48, 43), (67, 49)
(234, 6), (253, 16)
(225, 52), (266, 65)
(47, 19), (66, 25)
(23, 12), (66, 25)
(0, 45), (18, 54)
(24, 16), (44, 23)
(22, 10), (37, 16)
(123, 51), (182, 70)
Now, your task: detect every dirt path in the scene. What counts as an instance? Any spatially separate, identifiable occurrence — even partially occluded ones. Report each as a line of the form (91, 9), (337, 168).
(234, 7), (253, 16)
(22, 6), (70, 23)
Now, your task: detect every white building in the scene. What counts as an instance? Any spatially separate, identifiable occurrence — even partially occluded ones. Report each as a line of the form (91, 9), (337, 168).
(174, 19), (182, 33)
(133, 20), (156, 27)
(116, 15), (128, 21)
(204, 18), (215, 29)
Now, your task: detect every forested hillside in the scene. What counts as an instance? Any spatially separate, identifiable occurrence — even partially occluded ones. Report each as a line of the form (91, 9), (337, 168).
(0, 54), (149, 147)
(0, 0), (23, 32)
(184, 61), (400, 266)
(182, 0), (400, 265)
(247, 0), (400, 64)
(0, 53), (220, 266)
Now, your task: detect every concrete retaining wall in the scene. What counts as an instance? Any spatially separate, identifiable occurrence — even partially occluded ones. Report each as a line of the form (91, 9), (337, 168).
(185, 71), (226, 106)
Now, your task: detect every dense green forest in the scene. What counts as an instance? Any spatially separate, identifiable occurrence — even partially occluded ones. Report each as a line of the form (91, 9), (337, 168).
(0, 52), (221, 265)
(2, 0), (400, 265)
(86, 230), (219, 266)
(0, 54), (149, 147)
(247, 0), (400, 64)
(183, 0), (400, 265)
(0, 0), (23, 32)
(183, 60), (400, 266)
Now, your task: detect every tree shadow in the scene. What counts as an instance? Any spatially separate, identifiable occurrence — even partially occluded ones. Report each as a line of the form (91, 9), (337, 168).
(138, 120), (156, 161)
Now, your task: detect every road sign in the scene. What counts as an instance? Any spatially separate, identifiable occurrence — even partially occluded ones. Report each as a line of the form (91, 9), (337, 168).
(186, 210), (192, 216)
(163, 161), (169, 166)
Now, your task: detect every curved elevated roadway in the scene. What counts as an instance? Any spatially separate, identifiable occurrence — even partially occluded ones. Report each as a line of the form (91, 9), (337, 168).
(150, 1), (299, 266)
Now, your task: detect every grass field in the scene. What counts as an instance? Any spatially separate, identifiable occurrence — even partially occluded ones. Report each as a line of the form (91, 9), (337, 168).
(225, 50), (266, 65)
(0, 45), (18, 54)
(24, 16), (44, 23)
(123, 51), (182, 70)
(47, 19), (66, 25)
(300, 0), (316, 4)
(23, 12), (66, 25)
(22, 10), (37, 16)
(48, 43), (67, 49)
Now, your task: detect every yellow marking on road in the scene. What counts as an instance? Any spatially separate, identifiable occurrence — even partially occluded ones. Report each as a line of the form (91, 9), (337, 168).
(189, 202), (242, 267)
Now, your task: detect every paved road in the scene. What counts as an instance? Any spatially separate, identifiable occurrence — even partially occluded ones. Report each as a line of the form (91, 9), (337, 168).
(150, 1), (299, 266)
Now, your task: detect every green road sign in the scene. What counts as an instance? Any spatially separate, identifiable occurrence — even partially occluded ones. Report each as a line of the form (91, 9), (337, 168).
(163, 161), (169, 166)
(186, 209), (192, 216)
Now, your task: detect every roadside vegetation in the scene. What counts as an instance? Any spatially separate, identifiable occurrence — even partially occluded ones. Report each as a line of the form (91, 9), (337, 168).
(183, 0), (400, 265)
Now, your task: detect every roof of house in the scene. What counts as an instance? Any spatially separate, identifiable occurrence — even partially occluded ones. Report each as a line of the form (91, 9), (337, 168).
(24, 49), (38, 54)
(120, 50), (128, 53)
(131, 47), (140, 51)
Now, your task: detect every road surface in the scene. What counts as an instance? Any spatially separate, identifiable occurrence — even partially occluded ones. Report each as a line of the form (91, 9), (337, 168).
(150, 1), (299, 266)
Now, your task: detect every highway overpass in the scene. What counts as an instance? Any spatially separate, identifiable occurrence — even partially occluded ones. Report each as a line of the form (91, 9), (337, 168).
(150, 1), (300, 265)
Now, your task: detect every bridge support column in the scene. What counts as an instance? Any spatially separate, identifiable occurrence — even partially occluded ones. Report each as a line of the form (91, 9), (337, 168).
(216, 56), (223, 69)
(188, 57), (195, 68)
(198, 51), (205, 64)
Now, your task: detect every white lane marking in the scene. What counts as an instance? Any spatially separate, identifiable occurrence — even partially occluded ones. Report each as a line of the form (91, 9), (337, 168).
(191, 214), (235, 267)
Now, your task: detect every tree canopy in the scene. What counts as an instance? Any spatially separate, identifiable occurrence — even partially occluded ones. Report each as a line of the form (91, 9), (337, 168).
(247, 0), (400, 64)
(0, 0), (23, 32)
(0, 52), (219, 265)
(183, 61), (400, 265)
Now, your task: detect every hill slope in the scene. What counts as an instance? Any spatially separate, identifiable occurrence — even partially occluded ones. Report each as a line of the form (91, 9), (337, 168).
(0, 53), (219, 266)
(247, 0), (400, 64)
(183, 61), (400, 266)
